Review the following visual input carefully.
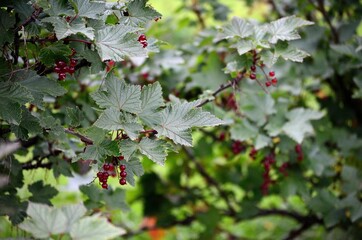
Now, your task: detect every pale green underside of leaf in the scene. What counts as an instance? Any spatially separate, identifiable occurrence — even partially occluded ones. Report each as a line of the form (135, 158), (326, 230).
(230, 119), (258, 142)
(44, 0), (74, 16)
(93, 108), (143, 140)
(71, 0), (106, 19)
(216, 17), (253, 40)
(119, 138), (169, 165)
(139, 82), (164, 126)
(282, 108), (324, 143)
(70, 215), (125, 240)
(120, 0), (161, 27)
(95, 24), (146, 61)
(91, 76), (142, 114)
(155, 101), (225, 146)
(267, 15), (314, 44)
(42, 17), (94, 40)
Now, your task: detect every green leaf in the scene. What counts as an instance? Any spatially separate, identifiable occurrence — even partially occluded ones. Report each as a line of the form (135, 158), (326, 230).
(120, 0), (161, 27)
(28, 181), (58, 205)
(123, 157), (144, 186)
(216, 17), (253, 40)
(138, 138), (169, 165)
(10, 108), (42, 140)
(276, 45), (310, 63)
(154, 101), (225, 146)
(93, 108), (143, 140)
(95, 24), (146, 61)
(44, 0), (74, 16)
(0, 82), (33, 124)
(65, 106), (85, 127)
(13, 70), (67, 108)
(70, 215), (126, 240)
(254, 134), (271, 149)
(139, 82), (164, 126)
(39, 42), (72, 67)
(232, 40), (254, 55)
(18, 202), (68, 239)
(103, 188), (129, 211)
(260, 50), (279, 68)
(266, 16), (314, 44)
(78, 139), (119, 161)
(119, 139), (138, 160)
(0, 10), (15, 45)
(91, 76), (142, 114)
(42, 17), (95, 40)
(282, 108), (324, 143)
(230, 119), (258, 142)
(71, 0), (106, 19)
(61, 204), (87, 231)
(50, 156), (74, 178)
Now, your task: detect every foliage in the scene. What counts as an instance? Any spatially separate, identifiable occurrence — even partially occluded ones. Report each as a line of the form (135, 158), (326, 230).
(0, 0), (361, 239)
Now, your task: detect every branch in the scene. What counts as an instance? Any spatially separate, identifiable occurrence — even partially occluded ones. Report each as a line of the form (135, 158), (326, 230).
(308, 0), (339, 43)
(191, 0), (206, 29)
(183, 147), (237, 216)
(197, 73), (244, 108)
(22, 161), (52, 170)
(64, 128), (93, 145)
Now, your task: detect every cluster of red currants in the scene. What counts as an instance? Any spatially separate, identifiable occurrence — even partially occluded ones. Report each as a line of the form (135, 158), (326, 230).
(249, 50), (278, 87)
(278, 162), (289, 177)
(96, 156), (127, 189)
(118, 156), (127, 185)
(249, 147), (257, 160)
(138, 34), (148, 48)
(231, 140), (246, 154)
(97, 163), (116, 189)
(295, 144), (303, 161)
(261, 153), (276, 195)
(54, 49), (77, 80)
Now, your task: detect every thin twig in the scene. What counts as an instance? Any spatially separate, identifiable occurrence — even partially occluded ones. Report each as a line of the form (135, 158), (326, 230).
(197, 73), (245, 108)
(191, 0), (206, 29)
(64, 128), (93, 145)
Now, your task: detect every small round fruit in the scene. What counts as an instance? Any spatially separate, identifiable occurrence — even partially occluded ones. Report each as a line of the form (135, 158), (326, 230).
(58, 73), (66, 80)
(103, 172), (109, 178)
(101, 183), (108, 189)
(68, 66), (75, 74)
(118, 156), (124, 161)
(250, 65), (256, 72)
(271, 78), (278, 85)
(295, 144), (302, 153)
(250, 73), (256, 80)
(54, 67), (62, 73)
(138, 34), (147, 42)
(56, 60), (66, 67)
(119, 164), (126, 171)
(96, 172), (103, 178)
(119, 178), (127, 185)
(142, 42), (148, 48)
(70, 58), (77, 67)
(265, 81), (271, 87)
(103, 164), (110, 171)
(269, 71), (275, 77)
(120, 171), (127, 178)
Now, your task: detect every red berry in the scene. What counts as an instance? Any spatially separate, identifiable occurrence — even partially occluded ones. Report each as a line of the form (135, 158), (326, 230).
(65, 16), (71, 22)
(96, 172), (102, 178)
(265, 81), (271, 87)
(119, 164), (126, 171)
(269, 71), (275, 77)
(54, 67), (62, 73)
(118, 156), (124, 161)
(56, 60), (66, 67)
(58, 73), (66, 80)
(154, 17), (161, 22)
(250, 73), (256, 80)
(295, 144), (302, 153)
(103, 172), (109, 178)
(70, 58), (77, 67)
(108, 164), (115, 172)
(101, 183), (108, 189)
(142, 42), (148, 48)
(103, 164), (110, 171)
(119, 178), (127, 185)
(120, 171), (127, 178)
(138, 34), (147, 42)
(250, 65), (256, 72)
(68, 66), (75, 74)
(271, 78), (278, 85)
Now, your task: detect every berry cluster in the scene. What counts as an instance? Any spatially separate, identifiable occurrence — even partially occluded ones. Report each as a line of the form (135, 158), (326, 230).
(295, 144), (303, 161)
(278, 162), (289, 177)
(118, 156), (127, 185)
(249, 147), (257, 160)
(97, 163), (116, 189)
(54, 49), (77, 80)
(138, 34), (148, 48)
(261, 153), (276, 195)
(231, 140), (246, 154)
(249, 50), (278, 88)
